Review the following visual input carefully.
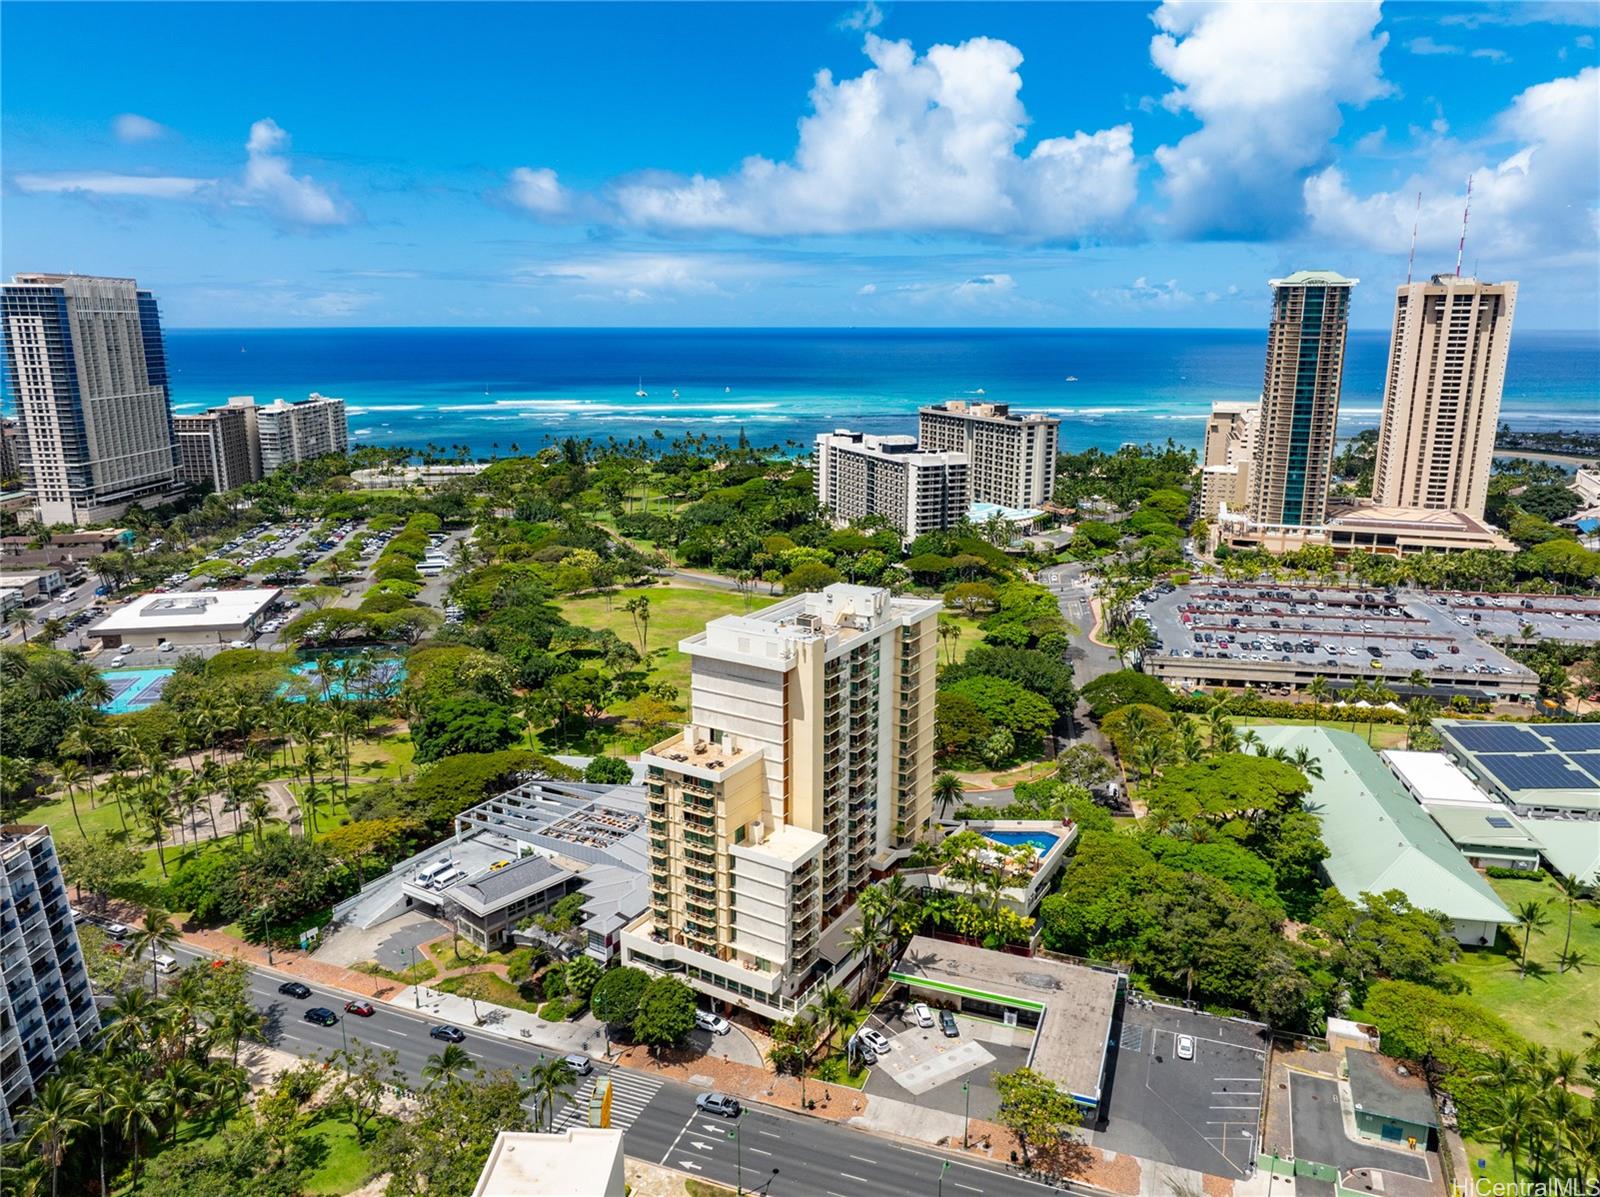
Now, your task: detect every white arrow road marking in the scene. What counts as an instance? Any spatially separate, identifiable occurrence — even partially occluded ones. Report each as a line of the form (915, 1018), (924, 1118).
(678, 1160), (703, 1172)
(690, 1140), (715, 1152)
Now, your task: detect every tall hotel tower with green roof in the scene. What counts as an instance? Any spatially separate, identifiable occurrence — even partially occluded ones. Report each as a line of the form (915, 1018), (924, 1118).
(1249, 271), (1356, 528)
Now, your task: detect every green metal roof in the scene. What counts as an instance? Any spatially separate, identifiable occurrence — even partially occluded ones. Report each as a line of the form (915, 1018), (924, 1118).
(1425, 804), (1542, 852)
(1253, 727), (1513, 926)
(1270, 270), (1357, 287)
(1518, 818), (1600, 885)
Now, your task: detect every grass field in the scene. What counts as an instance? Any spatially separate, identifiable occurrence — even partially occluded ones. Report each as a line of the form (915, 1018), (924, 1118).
(934, 614), (984, 666)
(557, 581), (775, 698)
(437, 970), (542, 1014)
(1445, 872), (1600, 1051)
(1236, 715), (1411, 750)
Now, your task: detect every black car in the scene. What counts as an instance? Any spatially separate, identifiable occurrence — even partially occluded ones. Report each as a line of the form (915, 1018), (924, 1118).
(940, 1009), (959, 1038)
(429, 1025), (465, 1043)
(278, 981), (312, 1000)
(303, 1007), (338, 1027)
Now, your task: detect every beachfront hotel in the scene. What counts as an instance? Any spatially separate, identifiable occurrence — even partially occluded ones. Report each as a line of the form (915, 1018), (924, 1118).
(1248, 271), (1356, 529)
(1199, 399), (1259, 521)
(1, 273), (182, 525)
(1372, 275), (1517, 521)
(175, 402), (260, 493)
(620, 583), (940, 1018)
(918, 400), (1059, 510)
(813, 429), (969, 542)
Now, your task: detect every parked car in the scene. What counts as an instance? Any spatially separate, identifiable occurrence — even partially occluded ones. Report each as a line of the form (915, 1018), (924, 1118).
(695, 1010), (732, 1036)
(278, 981), (312, 1000)
(695, 1092), (741, 1118)
(564, 1054), (593, 1077)
(303, 1007), (338, 1027)
(344, 1000), (375, 1017)
(940, 1009), (959, 1038)
(1176, 1034), (1195, 1061)
(912, 1003), (934, 1028)
(429, 1025), (465, 1043)
(856, 1027), (891, 1055)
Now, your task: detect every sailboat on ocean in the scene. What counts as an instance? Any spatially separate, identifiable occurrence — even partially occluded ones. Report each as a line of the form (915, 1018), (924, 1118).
(635, 377), (649, 398)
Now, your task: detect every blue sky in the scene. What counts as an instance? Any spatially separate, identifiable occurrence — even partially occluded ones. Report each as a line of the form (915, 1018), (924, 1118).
(3, 1), (1596, 329)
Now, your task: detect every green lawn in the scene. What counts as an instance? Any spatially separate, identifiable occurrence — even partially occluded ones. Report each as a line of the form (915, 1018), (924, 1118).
(1445, 872), (1600, 1051)
(1236, 715), (1411, 750)
(557, 582), (775, 700)
(934, 614), (985, 666)
(1463, 1139), (1515, 1189)
(301, 1113), (384, 1195)
(437, 970), (543, 1014)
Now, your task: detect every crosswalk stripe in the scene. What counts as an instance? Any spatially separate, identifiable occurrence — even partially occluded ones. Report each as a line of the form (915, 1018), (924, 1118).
(543, 1070), (663, 1132)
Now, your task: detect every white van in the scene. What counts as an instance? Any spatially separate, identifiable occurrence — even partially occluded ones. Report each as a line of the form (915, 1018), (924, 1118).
(415, 859), (455, 887)
(152, 953), (179, 974)
(59, 589), (79, 602)
(431, 867), (468, 889)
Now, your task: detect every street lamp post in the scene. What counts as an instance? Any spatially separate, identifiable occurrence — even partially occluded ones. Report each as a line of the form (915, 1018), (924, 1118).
(339, 1014), (349, 1073)
(728, 1115), (743, 1195)
(411, 945), (420, 1009)
(261, 909), (274, 965)
(938, 1159), (950, 1196)
(962, 1081), (970, 1150)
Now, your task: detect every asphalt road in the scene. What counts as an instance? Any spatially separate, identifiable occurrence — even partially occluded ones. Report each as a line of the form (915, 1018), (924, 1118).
(174, 945), (1082, 1197)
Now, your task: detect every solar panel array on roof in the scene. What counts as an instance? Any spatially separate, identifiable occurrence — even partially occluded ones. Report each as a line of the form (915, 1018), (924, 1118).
(1486, 816), (1513, 828)
(1449, 724), (1545, 754)
(1540, 725), (1600, 753)
(1475, 753), (1596, 793)
(1571, 754), (1600, 784)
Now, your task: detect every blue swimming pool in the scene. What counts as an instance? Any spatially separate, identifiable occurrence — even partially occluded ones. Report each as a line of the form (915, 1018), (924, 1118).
(100, 668), (176, 715)
(981, 830), (1060, 854)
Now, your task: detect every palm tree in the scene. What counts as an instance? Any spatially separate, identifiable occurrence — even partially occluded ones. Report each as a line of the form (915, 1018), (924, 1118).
(421, 1044), (476, 1089)
(133, 907), (180, 993)
(1484, 1086), (1536, 1182)
(1555, 877), (1593, 972)
(845, 912), (891, 990)
(525, 1057), (577, 1131)
(819, 985), (856, 1052)
(79, 1057), (120, 1197)
(932, 773), (964, 821)
(107, 1075), (163, 1191)
(1289, 746), (1323, 780)
(1237, 727), (1264, 756)
(1305, 676), (1330, 727)
(1515, 899), (1550, 978)
(212, 999), (265, 1067)
(23, 1075), (88, 1197)
(54, 759), (87, 839)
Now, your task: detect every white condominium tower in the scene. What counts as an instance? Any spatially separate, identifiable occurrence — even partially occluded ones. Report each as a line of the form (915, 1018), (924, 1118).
(1, 827), (100, 1139)
(1372, 275), (1517, 520)
(1, 273), (181, 525)
(622, 583), (940, 1017)
(814, 430), (969, 542)
(918, 401), (1059, 509)
(1198, 400), (1260, 520)
(253, 393), (349, 472)
(1249, 271), (1356, 528)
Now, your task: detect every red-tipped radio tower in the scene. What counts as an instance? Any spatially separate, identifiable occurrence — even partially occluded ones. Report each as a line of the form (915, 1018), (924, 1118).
(1454, 175), (1473, 277)
(1406, 191), (1421, 285)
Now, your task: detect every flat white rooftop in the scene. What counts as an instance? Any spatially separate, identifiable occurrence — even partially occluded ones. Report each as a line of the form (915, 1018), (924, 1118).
(1383, 750), (1496, 807)
(92, 588), (281, 633)
(472, 1129), (624, 1197)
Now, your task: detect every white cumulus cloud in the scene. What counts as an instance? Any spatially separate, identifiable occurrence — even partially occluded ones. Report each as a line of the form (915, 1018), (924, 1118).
(1305, 66), (1599, 264)
(515, 252), (782, 302)
(1149, 0), (1390, 239)
(506, 166), (570, 216)
(112, 113), (170, 143)
(508, 33), (1136, 240)
(13, 172), (206, 199)
(1091, 276), (1195, 309)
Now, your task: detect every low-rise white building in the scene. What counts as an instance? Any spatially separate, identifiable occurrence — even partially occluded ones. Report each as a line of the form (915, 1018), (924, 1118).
(89, 587), (281, 649)
(472, 1129), (625, 1197)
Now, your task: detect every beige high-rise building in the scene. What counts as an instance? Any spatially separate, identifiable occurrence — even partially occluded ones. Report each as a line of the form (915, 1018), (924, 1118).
(1199, 400), (1259, 520)
(814, 430), (969, 542)
(621, 583), (940, 1017)
(1250, 271), (1356, 529)
(1, 273), (181, 525)
(918, 401), (1058, 509)
(1372, 275), (1517, 519)
(175, 404), (260, 493)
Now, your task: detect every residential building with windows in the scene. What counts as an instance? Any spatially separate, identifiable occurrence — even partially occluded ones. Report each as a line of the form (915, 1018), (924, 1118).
(1, 273), (182, 525)
(813, 430), (968, 541)
(1249, 271), (1356, 528)
(621, 583), (940, 1018)
(252, 392), (348, 472)
(175, 403), (260, 493)
(1199, 399), (1260, 520)
(1372, 275), (1517, 520)
(1, 826), (100, 1140)
(918, 401), (1058, 509)
(0, 418), (19, 483)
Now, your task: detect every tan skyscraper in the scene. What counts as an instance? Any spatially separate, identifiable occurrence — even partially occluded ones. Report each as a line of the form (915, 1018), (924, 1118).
(1250, 271), (1357, 528)
(1199, 400), (1259, 520)
(1372, 275), (1517, 519)
(622, 583), (939, 1017)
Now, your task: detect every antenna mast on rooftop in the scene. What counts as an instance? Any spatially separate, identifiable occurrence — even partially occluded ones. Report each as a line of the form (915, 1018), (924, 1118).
(1454, 175), (1473, 278)
(1406, 191), (1421, 285)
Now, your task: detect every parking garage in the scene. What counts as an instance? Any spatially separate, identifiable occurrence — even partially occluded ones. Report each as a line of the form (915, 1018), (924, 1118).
(1139, 582), (1536, 701)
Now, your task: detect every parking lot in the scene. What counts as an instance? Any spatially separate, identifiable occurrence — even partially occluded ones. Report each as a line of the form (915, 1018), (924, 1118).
(860, 995), (1032, 1121)
(1090, 1001), (1269, 1181)
(1140, 581), (1535, 700)
(1414, 590), (1600, 645)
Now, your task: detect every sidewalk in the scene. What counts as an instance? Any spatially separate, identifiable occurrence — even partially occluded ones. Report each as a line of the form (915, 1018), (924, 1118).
(393, 982), (601, 1056)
